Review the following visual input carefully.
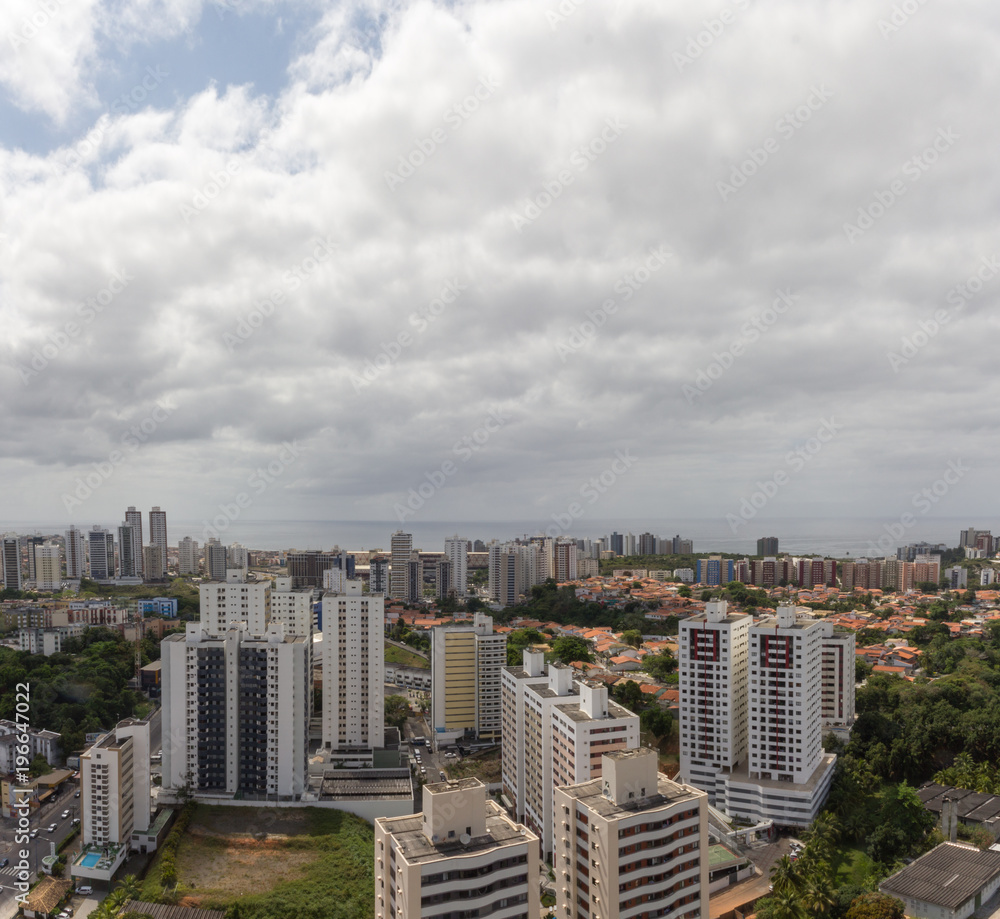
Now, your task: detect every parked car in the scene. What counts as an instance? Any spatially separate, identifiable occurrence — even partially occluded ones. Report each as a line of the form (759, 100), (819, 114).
(71, 818), (80, 826)
(76, 885), (93, 896)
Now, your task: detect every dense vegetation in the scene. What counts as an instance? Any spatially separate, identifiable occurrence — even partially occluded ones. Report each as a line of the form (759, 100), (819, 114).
(0, 627), (152, 757)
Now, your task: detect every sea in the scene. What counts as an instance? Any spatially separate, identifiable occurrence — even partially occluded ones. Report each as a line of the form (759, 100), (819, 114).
(1, 516), (989, 558)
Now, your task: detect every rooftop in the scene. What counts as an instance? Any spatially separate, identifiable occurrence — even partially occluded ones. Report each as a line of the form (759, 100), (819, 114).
(559, 770), (703, 818)
(380, 798), (534, 865)
(319, 768), (412, 800)
(880, 842), (1000, 911)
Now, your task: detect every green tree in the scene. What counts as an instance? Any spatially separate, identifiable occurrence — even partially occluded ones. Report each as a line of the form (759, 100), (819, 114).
(844, 892), (905, 919)
(550, 636), (592, 664)
(384, 695), (410, 730)
(639, 706), (672, 739)
(28, 754), (52, 777)
(645, 649), (677, 681)
(621, 630), (643, 648)
(615, 680), (644, 712)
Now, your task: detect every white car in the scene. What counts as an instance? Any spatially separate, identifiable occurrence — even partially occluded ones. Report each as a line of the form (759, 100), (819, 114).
(61, 810), (70, 819)
(76, 886), (93, 896)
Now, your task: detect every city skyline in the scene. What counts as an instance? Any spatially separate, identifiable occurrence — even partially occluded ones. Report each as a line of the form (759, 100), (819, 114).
(1, 2), (999, 530)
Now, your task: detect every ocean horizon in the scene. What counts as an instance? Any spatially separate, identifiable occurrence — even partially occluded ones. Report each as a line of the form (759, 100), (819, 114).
(1, 516), (992, 559)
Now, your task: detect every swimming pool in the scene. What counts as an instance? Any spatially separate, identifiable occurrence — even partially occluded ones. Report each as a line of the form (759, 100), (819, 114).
(79, 852), (100, 868)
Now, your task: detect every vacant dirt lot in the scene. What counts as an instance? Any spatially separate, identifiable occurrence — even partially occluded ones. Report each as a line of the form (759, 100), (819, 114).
(175, 807), (320, 900)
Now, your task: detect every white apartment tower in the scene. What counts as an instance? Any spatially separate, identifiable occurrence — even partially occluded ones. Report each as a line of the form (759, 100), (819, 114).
(714, 606), (836, 827)
(270, 576), (314, 637)
(430, 612), (507, 747)
(443, 536), (468, 594)
(198, 569), (269, 635)
(2, 536), (22, 590)
(390, 531), (413, 602)
(161, 622), (309, 799)
(820, 621), (856, 732)
(80, 718), (150, 848)
(34, 544), (61, 591)
(678, 600), (751, 801)
(65, 526), (85, 580)
(554, 749), (709, 919)
(178, 537), (199, 575)
(322, 580), (385, 754)
(501, 650), (640, 857)
(375, 778), (540, 919)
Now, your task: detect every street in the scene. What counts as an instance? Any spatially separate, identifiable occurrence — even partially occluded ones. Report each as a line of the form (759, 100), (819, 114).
(0, 778), (81, 917)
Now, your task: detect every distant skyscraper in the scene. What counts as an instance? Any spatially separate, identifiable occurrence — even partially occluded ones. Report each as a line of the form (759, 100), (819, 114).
(444, 535), (468, 594)
(35, 544), (61, 591)
(23, 535), (43, 581)
(149, 507), (168, 577)
(756, 536), (779, 556)
(638, 532), (657, 555)
(87, 527), (115, 580)
(178, 536), (198, 575)
(390, 531), (413, 601)
(205, 540), (228, 581)
(610, 531), (624, 555)
(125, 506), (144, 577)
(369, 557), (389, 595)
(2, 537), (23, 590)
(65, 526), (85, 579)
(554, 540), (577, 582)
(435, 560), (452, 600)
(672, 534), (693, 554)
(117, 523), (141, 579)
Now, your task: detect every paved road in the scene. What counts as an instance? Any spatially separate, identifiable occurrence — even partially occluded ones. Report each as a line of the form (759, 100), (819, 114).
(0, 781), (81, 918)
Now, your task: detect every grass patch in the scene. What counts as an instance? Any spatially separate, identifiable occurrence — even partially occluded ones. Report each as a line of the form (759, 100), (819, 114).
(139, 805), (375, 919)
(833, 845), (876, 886)
(385, 645), (430, 669)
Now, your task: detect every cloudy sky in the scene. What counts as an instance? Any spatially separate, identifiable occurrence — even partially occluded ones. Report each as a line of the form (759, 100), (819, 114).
(1, 0), (998, 539)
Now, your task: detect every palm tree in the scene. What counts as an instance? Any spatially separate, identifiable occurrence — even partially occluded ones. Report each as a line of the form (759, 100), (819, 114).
(799, 874), (837, 915)
(117, 873), (141, 900)
(769, 855), (801, 896)
(768, 888), (807, 919)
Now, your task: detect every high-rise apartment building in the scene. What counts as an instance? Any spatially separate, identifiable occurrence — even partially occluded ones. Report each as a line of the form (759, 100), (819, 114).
(87, 527), (115, 580)
(795, 557), (837, 589)
(286, 549), (354, 589)
(610, 532), (624, 555)
(375, 778), (540, 919)
(756, 536), (779, 556)
(204, 540), (228, 581)
(322, 580), (384, 754)
(148, 506), (167, 578)
(269, 576), (314, 637)
(178, 537), (199, 575)
(161, 622), (309, 799)
(554, 749), (709, 919)
(638, 532), (657, 555)
(443, 536), (468, 595)
(390, 531), (413, 602)
(370, 557), (389, 595)
(489, 542), (535, 607)
(696, 556), (734, 586)
(34, 543), (61, 591)
(2, 536), (23, 591)
(143, 545), (166, 581)
(198, 569), (269, 635)
(554, 540), (577, 582)
(501, 650), (639, 857)
(117, 522), (141, 579)
(430, 613), (506, 748)
(65, 526), (85, 579)
(820, 622), (855, 732)
(718, 606), (835, 826)
(125, 506), (144, 577)
(23, 535), (43, 581)
(672, 534), (694, 554)
(80, 717), (151, 853)
(434, 560), (452, 600)
(678, 600), (751, 801)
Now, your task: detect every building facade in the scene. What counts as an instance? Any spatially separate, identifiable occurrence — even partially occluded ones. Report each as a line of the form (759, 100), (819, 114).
(375, 778), (540, 919)
(554, 749), (709, 919)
